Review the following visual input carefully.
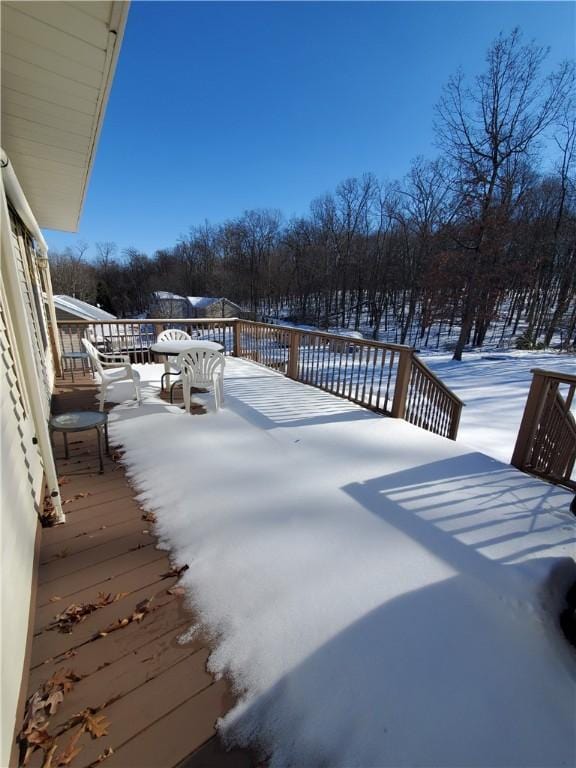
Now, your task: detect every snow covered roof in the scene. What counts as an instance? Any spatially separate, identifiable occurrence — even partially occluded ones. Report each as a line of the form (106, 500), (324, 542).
(153, 291), (187, 302)
(187, 296), (242, 310)
(53, 295), (116, 321)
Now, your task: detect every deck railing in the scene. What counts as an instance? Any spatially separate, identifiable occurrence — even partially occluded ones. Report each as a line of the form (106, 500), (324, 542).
(57, 318), (463, 440)
(511, 369), (576, 490)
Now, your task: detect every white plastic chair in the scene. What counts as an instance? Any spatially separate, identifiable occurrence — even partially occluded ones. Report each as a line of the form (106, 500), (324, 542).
(82, 338), (141, 411)
(157, 328), (191, 387)
(157, 328), (191, 342)
(177, 347), (225, 412)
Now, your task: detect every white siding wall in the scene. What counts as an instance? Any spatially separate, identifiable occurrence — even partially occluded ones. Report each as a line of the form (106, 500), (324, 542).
(1, 208), (54, 766)
(0, 295), (44, 768)
(10, 210), (54, 402)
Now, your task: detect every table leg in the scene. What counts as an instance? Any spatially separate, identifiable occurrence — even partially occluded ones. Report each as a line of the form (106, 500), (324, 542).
(63, 431), (69, 460)
(104, 420), (109, 454)
(96, 426), (104, 474)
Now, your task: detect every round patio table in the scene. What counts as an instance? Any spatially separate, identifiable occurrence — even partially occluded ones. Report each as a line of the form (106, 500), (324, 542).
(150, 340), (224, 393)
(150, 339), (224, 356)
(49, 411), (109, 474)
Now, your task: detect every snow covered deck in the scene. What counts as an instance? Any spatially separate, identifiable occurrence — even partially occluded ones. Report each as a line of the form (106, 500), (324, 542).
(106, 358), (576, 768)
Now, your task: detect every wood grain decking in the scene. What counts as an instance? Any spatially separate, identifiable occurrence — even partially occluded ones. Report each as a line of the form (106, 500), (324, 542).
(21, 374), (252, 768)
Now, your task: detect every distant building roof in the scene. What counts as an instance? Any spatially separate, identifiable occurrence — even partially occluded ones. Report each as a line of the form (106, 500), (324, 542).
(153, 291), (187, 302)
(187, 296), (243, 310)
(54, 295), (116, 321)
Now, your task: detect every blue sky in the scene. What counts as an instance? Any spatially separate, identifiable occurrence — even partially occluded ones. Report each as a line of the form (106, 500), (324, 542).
(44, 1), (575, 257)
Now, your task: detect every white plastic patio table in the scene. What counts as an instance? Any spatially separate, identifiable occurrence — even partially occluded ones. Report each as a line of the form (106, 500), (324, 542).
(150, 340), (224, 355)
(150, 340), (224, 393)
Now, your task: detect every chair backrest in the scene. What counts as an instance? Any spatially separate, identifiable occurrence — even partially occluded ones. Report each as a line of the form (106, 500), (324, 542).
(177, 348), (225, 387)
(81, 338), (104, 375)
(157, 328), (191, 342)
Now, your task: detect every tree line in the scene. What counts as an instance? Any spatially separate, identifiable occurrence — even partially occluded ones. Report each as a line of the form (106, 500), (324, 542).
(50, 29), (575, 359)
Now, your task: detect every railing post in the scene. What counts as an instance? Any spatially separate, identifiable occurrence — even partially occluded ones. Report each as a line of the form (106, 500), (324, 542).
(448, 402), (462, 441)
(287, 330), (301, 380)
(391, 348), (413, 419)
(511, 370), (549, 469)
(232, 319), (240, 357)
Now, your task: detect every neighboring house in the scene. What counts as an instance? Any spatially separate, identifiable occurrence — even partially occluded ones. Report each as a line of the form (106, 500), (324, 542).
(54, 295), (119, 355)
(150, 290), (190, 318)
(150, 291), (245, 319)
(53, 295), (117, 323)
(187, 296), (244, 318)
(0, 4), (129, 765)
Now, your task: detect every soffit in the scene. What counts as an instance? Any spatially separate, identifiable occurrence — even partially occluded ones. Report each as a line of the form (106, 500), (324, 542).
(1, 1), (129, 231)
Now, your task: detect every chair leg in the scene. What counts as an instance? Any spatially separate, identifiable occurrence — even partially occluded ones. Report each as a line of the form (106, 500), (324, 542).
(182, 378), (191, 413)
(98, 386), (106, 412)
(134, 378), (141, 404)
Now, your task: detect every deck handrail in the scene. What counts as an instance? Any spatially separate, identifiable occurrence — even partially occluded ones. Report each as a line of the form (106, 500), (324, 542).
(56, 317), (463, 440)
(511, 368), (576, 490)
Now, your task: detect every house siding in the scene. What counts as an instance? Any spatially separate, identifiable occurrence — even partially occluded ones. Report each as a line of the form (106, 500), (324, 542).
(1, 207), (54, 767)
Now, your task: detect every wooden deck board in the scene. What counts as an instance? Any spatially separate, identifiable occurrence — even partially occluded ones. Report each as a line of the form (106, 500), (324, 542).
(20, 374), (253, 768)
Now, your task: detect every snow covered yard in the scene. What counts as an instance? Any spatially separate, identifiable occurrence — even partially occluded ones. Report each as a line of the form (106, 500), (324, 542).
(421, 350), (576, 465)
(107, 359), (575, 768)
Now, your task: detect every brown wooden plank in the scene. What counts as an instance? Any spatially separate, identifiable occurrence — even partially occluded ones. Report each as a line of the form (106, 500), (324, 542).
(37, 544), (165, 607)
(48, 640), (209, 733)
(40, 517), (146, 564)
(82, 679), (234, 768)
(28, 593), (194, 692)
(54, 471), (128, 498)
(42, 654), (218, 768)
(40, 497), (145, 544)
(39, 529), (155, 584)
(58, 485), (135, 514)
(177, 737), (254, 768)
(35, 559), (176, 644)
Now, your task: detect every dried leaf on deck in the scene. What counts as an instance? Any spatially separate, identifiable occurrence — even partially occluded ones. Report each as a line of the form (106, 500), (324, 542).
(45, 690), (64, 715)
(91, 746), (114, 765)
(40, 742), (58, 768)
(47, 669), (81, 695)
(49, 596), (62, 603)
(62, 492), (92, 505)
(25, 726), (53, 748)
(55, 725), (85, 766)
(49, 594), (115, 633)
(141, 511), (157, 523)
(131, 596), (154, 622)
(167, 586), (186, 597)
(84, 712), (110, 739)
(160, 564), (189, 580)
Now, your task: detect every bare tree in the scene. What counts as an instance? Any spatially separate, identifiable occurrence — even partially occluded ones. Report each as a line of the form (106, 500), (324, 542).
(48, 241), (96, 301)
(435, 28), (574, 359)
